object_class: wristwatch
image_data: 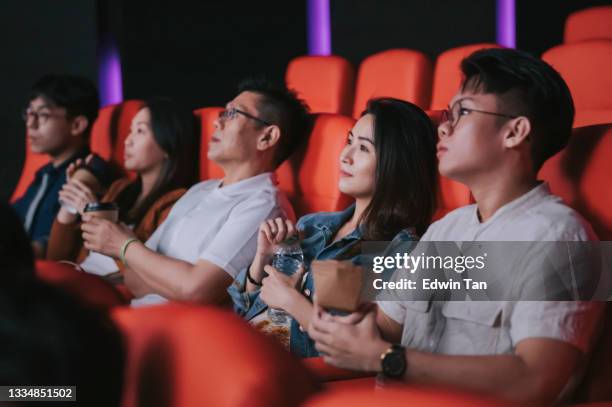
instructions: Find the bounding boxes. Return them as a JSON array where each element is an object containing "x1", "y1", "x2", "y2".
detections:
[{"x1": 381, "y1": 344, "x2": 407, "y2": 378}]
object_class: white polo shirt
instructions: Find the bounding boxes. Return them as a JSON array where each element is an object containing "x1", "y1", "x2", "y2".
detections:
[
  {"x1": 132, "y1": 172, "x2": 293, "y2": 306},
  {"x1": 379, "y1": 183, "x2": 604, "y2": 357}
]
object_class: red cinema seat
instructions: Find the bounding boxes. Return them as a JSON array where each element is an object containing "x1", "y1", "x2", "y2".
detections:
[
  {"x1": 542, "y1": 41, "x2": 612, "y2": 128},
  {"x1": 113, "y1": 304, "x2": 320, "y2": 407},
  {"x1": 10, "y1": 134, "x2": 49, "y2": 202},
  {"x1": 564, "y1": 6, "x2": 612, "y2": 44},
  {"x1": 194, "y1": 106, "x2": 224, "y2": 180},
  {"x1": 286, "y1": 55, "x2": 355, "y2": 116},
  {"x1": 35, "y1": 260, "x2": 126, "y2": 309},
  {"x1": 430, "y1": 43, "x2": 501, "y2": 110},
  {"x1": 538, "y1": 123, "x2": 612, "y2": 240},
  {"x1": 291, "y1": 113, "x2": 355, "y2": 216},
  {"x1": 353, "y1": 49, "x2": 432, "y2": 117},
  {"x1": 304, "y1": 385, "x2": 514, "y2": 407},
  {"x1": 574, "y1": 303, "x2": 612, "y2": 403}
]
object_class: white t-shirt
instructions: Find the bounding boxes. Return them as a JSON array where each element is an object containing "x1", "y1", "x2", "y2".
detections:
[
  {"x1": 379, "y1": 183, "x2": 603, "y2": 356},
  {"x1": 131, "y1": 172, "x2": 293, "y2": 306}
]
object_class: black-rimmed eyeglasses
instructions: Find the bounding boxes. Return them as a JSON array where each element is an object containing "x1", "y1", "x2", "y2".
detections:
[
  {"x1": 441, "y1": 102, "x2": 518, "y2": 129},
  {"x1": 218, "y1": 107, "x2": 272, "y2": 126}
]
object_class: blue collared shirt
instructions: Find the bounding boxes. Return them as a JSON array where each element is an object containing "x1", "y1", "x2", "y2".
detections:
[
  {"x1": 228, "y1": 204, "x2": 418, "y2": 358},
  {"x1": 12, "y1": 148, "x2": 114, "y2": 250}
]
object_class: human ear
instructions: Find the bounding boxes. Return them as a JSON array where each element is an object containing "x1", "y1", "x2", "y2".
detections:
[
  {"x1": 70, "y1": 115, "x2": 89, "y2": 138},
  {"x1": 257, "y1": 125, "x2": 281, "y2": 151},
  {"x1": 503, "y1": 116, "x2": 531, "y2": 148}
]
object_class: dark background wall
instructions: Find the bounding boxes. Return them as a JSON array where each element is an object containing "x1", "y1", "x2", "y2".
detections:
[
  {"x1": 2, "y1": 0, "x2": 611, "y2": 201},
  {"x1": 331, "y1": 0, "x2": 497, "y2": 64},
  {"x1": 118, "y1": 0, "x2": 307, "y2": 109},
  {"x1": 0, "y1": 1, "x2": 97, "y2": 202}
]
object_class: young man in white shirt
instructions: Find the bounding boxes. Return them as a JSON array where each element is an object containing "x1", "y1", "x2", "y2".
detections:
[
  {"x1": 308, "y1": 48, "x2": 604, "y2": 404},
  {"x1": 81, "y1": 79, "x2": 311, "y2": 306}
]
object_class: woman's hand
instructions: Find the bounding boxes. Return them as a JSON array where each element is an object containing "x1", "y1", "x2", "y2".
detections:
[
  {"x1": 65, "y1": 154, "x2": 94, "y2": 179},
  {"x1": 247, "y1": 218, "x2": 298, "y2": 287},
  {"x1": 81, "y1": 215, "x2": 135, "y2": 258},
  {"x1": 259, "y1": 264, "x2": 304, "y2": 311},
  {"x1": 57, "y1": 179, "x2": 98, "y2": 221},
  {"x1": 256, "y1": 217, "x2": 298, "y2": 257}
]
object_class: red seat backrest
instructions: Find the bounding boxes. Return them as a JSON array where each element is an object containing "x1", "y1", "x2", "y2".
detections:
[
  {"x1": 10, "y1": 135, "x2": 49, "y2": 202},
  {"x1": 539, "y1": 123, "x2": 612, "y2": 240},
  {"x1": 353, "y1": 49, "x2": 432, "y2": 117},
  {"x1": 286, "y1": 55, "x2": 355, "y2": 116},
  {"x1": 564, "y1": 6, "x2": 612, "y2": 43},
  {"x1": 194, "y1": 107, "x2": 224, "y2": 181},
  {"x1": 542, "y1": 41, "x2": 612, "y2": 113},
  {"x1": 35, "y1": 260, "x2": 126, "y2": 309},
  {"x1": 353, "y1": 49, "x2": 431, "y2": 118},
  {"x1": 291, "y1": 113, "x2": 355, "y2": 216},
  {"x1": 430, "y1": 43, "x2": 501, "y2": 110},
  {"x1": 113, "y1": 304, "x2": 320, "y2": 407}
]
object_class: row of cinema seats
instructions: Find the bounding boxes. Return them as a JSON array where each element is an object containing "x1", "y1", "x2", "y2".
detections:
[
  {"x1": 32, "y1": 120, "x2": 612, "y2": 406},
  {"x1": 287, "y1": 40, "x2": 612, "y2": 127},
  {"x1": 286, "y1": 6, "x2": 612, "y2": 127}
]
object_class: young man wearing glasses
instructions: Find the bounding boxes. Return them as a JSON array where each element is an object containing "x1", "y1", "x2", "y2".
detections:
[
  {"x1": 308, "y1": 49, "x2": 604, "y2": 404},
  {"x1": 81, "y1": 78, "x2": 311, "y2": 306},
  {"x1": 13, "y1": 74, "x2": 113, "y2": 258}
]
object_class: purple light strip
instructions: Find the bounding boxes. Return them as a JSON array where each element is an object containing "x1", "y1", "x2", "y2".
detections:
[
  {"x1": 307, "y1": 0, "x2": 331, "y2": 55},
  {"x1": 98, "y1": 38, "x2": 123, "y2": 106},
  {"x1": 496, "y1": 0, "x2": 516, "y2": 48}
]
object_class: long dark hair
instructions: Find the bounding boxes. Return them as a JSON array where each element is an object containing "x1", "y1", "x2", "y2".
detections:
[
  {"x1": 359, "y1": 98, "x2": 438, "y2": 239},
  {"x1": 115, "y1": 97, "x2": 197, "y2": 225}
]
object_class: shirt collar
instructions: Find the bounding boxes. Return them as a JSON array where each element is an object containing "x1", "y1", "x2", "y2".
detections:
[
  {"x1": 312, "y1": 203, "x2": 363, "y2": 240},
  {"x1": 474, "y1": 182, "x2": 551, "y2": 226},
  {"x1": 215, "y1": 172, "x2": 276, "y2": 198}
]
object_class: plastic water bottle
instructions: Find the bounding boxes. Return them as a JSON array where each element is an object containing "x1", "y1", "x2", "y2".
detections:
[{"x1": 267, "y1": 236, "x2": 304, "y2": 325}]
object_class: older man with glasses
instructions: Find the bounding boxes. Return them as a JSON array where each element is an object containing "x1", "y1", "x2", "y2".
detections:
[{"x1": 81, "y1": 78, "x2": 312, "y2": 306}]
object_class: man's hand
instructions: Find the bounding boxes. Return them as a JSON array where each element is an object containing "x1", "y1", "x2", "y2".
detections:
[
  {"x1": 260, "y1": 264, "x2": 304, "y2": 311},
  {"x1": 309, "y1": 304, "x2": 390, "y2": 372},
  {"x1": 81, "y1": 215, "x2": 135, "y2": 258}
]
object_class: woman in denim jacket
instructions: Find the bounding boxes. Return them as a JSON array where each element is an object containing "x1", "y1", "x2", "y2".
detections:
[{"x1": 228, "y1": 98, "x2": 438, "y2": 357}]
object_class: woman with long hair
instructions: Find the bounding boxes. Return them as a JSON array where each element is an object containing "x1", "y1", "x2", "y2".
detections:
[
  {"x1": 229, "y1": 98, "x2": 438, "y2": 357},
  {"x1": 47, "y1": 97, "x2": 197, "y2": 276}
]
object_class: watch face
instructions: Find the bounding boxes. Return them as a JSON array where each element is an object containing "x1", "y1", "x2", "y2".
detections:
[{"x1": 383, "y1": 349, "x2": 406, "y2": 377}]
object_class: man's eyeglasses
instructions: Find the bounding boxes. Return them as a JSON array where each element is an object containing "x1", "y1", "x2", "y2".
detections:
[
  {"x1": 441, "y1": 102, "x2": 518, "y2": 129},
  {"x1": 22, "y1": 108, "x2": 67, "y2": 126},
  {"x1": 218, "y1": 107, "x2": 272, "y2": 126}
]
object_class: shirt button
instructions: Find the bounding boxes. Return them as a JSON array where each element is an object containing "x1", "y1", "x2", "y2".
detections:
[
  {"x1": 304, "y1": 288, "x2": 311, "y2": 296},
  {"x1": 299, "y1": 325, "x2": 306, "y2": 332}
]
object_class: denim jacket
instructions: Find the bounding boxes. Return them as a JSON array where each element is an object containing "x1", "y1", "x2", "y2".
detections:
[{"x1": 228, "y1": 204, "x2": 418, "y2": 358}]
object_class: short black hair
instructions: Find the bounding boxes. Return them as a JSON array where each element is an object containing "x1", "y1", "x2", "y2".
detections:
[
  {"x1": 0, "y1": 280, "x2": 124, "y2": 406},
  {"x1": 238, "y1": 78, "x2": 312, "y2": 168},
  {"x1": 29, "y1": 74, "x2": 100, "y2": 139},
  {"x1": 460, "y1": 48, "x2": 575, "y2": 171}
]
